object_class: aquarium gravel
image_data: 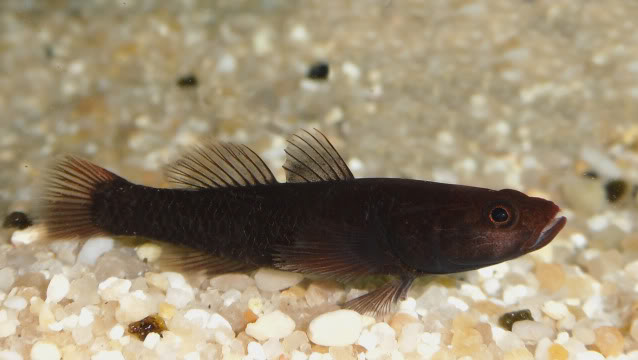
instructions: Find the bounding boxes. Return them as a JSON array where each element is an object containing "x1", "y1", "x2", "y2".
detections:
[{"x1": 2, "y1": 1, "x2": 638, "y2": 359}]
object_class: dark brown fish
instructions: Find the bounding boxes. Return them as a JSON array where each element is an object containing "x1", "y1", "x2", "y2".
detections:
[{"x1": 40, "y1": 129, "x2": 566, "y2": 314}]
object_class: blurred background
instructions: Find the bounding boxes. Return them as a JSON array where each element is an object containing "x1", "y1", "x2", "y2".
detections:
[{"x1": 1, "y1": 0, "x2": 637, "y2": 243}]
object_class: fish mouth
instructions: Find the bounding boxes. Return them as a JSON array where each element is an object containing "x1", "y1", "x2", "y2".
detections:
[{"x1": 528, "y1": 215, "x2": 567, "y2": 251}]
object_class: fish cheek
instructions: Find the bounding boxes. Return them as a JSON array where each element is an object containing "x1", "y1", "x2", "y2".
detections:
[{"x1": 389, "y1": 220, "x2": 443, "y2": 274}]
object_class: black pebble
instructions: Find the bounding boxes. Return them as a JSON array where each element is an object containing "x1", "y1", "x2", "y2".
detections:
[
  {"x1": 498, "y1": 309, "x2": 533, "y2": 331},
  {"x1": 605, "y1": 179, "x2": 628, "y2": 202},
  {"x1": 307, "y1": 62, "x2": 329, "y2": 80},
  {"x1": 3, "y1": 211, "x2": 33, "y2": 230},
  {"x1": 177, "y1": 74, "x2": 198, "y2": 88},
  {"x1": 582, "y1": 170, "x2": 598, "y2": 179}
]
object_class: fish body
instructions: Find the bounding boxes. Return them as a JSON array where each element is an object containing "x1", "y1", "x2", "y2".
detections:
[{"x1": 41, "y1": 130, "x2": 566, "y2": 314}]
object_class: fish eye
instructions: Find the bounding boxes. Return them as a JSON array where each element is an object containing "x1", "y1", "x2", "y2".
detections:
[{"x1": 489, "y1": 206, "x2": 510, "y2": 224}]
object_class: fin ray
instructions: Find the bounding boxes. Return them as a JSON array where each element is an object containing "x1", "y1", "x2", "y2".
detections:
[
  {"x1": 156, "y1": 243, "x2": 255, "y2": 275},
  {"x1": 166, "y1": 142, "x2": 277, "y2": 189},
  {"x1": 41, "y1": 156, "x2": 120, "y2": 239},
  {"x1": 283, "y1": 129, "x2": 354, "y2": 183},
  {"x1": 273, "y1": 218, "x2": 386, "y2": 283},
  {"x1": 344, "y1": 277, "x2": 414, "y2": 316}
]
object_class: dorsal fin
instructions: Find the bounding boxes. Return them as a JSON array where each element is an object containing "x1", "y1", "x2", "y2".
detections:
[
  {"x1": 166, "y1": 142, "x2": 277, "y2": 189},
  {"x1": 283, "y1": 129, "x2": 354, "y2": 183}
]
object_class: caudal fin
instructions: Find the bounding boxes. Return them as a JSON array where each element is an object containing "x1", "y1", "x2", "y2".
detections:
[{"x1": 41, "y1": 156, "x2": 121, "y2": 239}]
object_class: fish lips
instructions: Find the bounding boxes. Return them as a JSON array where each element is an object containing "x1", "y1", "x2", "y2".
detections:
[{"x1": 527, "y1": 214, "x2": 567, "y2": 252}]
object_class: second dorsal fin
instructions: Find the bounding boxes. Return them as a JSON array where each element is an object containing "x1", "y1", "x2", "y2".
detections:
[
  {"x1": 166, "y1": 142, "x2": 277, "y2": 189},
  {"x1": 283, "y1": 129, "x2": 354, "y2": 183}
]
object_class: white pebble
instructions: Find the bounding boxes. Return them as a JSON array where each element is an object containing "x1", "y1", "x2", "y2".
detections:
[
  {"x1": 0, "y1": 350, "x2": 23, "y2": 360},
  {"x1": 289, "y1": 24, "x2": 309, "y2": 42},
  {"x1": 98, "y1": 277, "x2": 131, "y2": 301},
  {"x1": 31, "y1": 341, "x2": 61, "y2": 360},
  {"x1": 291, "y1": 350, "x2": 308, "y2": 360},
  {"x1": 77, "y1": 237, "x2": 114, "y2": 265},
  {"x1": 78, "y1": 307, "x2": 94, "y2": 327},
  {"x1": 357, "y1": 329, "x2": 378, "y2": 351},
  {"x1": 246, "y1": 310, "x2": 296, "y2": 341},
  {"x1": 165, "y1": 287, "x2": 194, "y2": 308},
  {"x1": 447, "y1": 296, "x2": 469, "y2": 311},
  {"x1": 492, "y1": 327, "x2": 525, "y2": 352},
  {"x1": 512, "y1": 320, "x2": 555, "y2": 342},
  {"x1": 342, "y1": 62, "x2": 361, "y2": 80},
  {"x1": 207, "y1": 313, "x2": 232, "y2": 330},
  {"x1": 143, "y1": 332, "x2": 161, "y2": 349},
  {"x1": 135, "y1": 243, "x2": 162, "y2": 262},
  {"x1": 184, "y1": 309, "x2": 211, "y2": 328},
  {"x1": 184, "y1": 352, "x2": 200, "y2": 360},
  {"x1": 587, "y1": 215, "x2": 609, "y2": 232},
  {"x1": 3, "y1": 296, "x2": 27, "y2": 311},
  {"x1": 216, "y1": 53, "x2": 237, "y2": 73},
  {"x1": 574, "y1": 351, "x2": 605, "y2": 360},
  {"x1": 162, "y1": 272, "x2": 187, "y2": 289},
  {"x1": 0, "y1": 268, "x2": 16, "y2": 291},
  {"x1": 91, "y1": 351, "x2": 126, "y2": 360},
  {"x1": 0, "y1": 318, "x2": 18, "y2": 337},
  {"x1": 10, "y1": 227, "x2": 42, "y2": 245},
  {"x1": 247, "y1": 341, "x2": 267, "y2": 360},
  {"x1": 221, "y1": 289, "x2": 241, "y2": 307},
  {"x1": 108, "y1": 324, "x2": 125, "y2": 340},
  {"x1": 46, "y1": 274, "x2": 70, "y2": 303},
  {"x1": 503, "y1": 284, "x2": 532, "y2": 305},
  {"x1": 542, "y1": 300, "x2": 570, "y2": 320},
  {"x1": 254, "y1": 268, "x2": 304, "y2": 292},
  {"x1": 308, "y1": 310, "x2": 362, "y2": 346},
  {"x1": 183, "y1": 352, "x2": 200, "y2": 360}
]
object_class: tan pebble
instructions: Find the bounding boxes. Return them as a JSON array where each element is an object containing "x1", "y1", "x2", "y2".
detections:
[
  {"x1": 39, "y1": 303, "x2": 55, "y2": 330},
  {"x1": 432, "y1": 349, "x2": 455, "y2": 360},
  {"x1": 329, "y1": 345, "x2": 357, "y2": 360},
  {"x1": 475, "y1": 322, "x2": 493, "y2": 344},
  {"x1": 504, "y1": 348, "x2": 534, "y2": 360},
  {"x1": 244, "y1": 309, "x2": 258, "y2": 324},
  {"x1": 548, "y1": 343, "x2": 569, "y2": 360},
  {"x1": 389, "y1": 312, "x2": 419, "y2": 333},
  {"x1": 622, "y1": 234, "x2": 638, "y2": 252},
  {"x1": 278, "y1": 355, "x2": 288, "y2": 360},
  {"x1": 594, "y1": 326, "x2": 624, "y2": 357},
  {"x1": 434, "y1": 276, "x2": 456, "y2": 288},
  {"x1": 284, "y1": 285, "x2": 306, "y2": 298},
  {"x1": 452, "y1": 312, "x2": 478, "y2": 331},
  {"x1": 565, "y1": 275, "x2": 594, "y2": 299},
  {"x1": 158, "y1": 302, "x2": 176, "y2": 319},
  {"x1": 535, "y1": 262, "x2": 565, "y2": 293},
  {"x1": 145, "y1": 272, "x2": 169, "y2": 291},
  {"x1": 311, "y1": 344, "x2": 330, "y2": 353},
  {"x1": 474, "y1": 301, "x2": 505, "y2": 316},
  {"x1": 352, "y1": 344, "x2": 366, "y2": 354},
  {"x1": 631, "y1": 318, "x2": 638, "y2": 341},
  {"x1": 451, "y1": 327, "x2": 483, "y2": 357}
]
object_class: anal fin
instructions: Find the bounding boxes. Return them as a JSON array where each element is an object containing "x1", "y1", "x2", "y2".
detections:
[
  {"x1": 156, "y1": 243, "x2": 255, "y2": 275},
  {"x1": 344, "y1": 276, "x2": 415, "y2": 316}
]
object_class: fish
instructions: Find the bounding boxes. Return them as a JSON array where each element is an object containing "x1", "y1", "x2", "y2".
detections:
[{"x1": 40, "y1": 129, "x2": 566, "y2": 315}]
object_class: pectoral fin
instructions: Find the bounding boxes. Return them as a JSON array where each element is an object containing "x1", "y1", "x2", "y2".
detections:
[{"x1": 344, "y1": 276, "x2": 415, "y2": 316}]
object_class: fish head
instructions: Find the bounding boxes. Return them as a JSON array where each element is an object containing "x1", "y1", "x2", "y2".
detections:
[{"x1": 391, "y1": 187, "x2": 566, "y2": 274}]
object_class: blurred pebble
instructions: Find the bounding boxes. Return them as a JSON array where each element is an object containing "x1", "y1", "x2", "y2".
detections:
[
  {"x1": 2, "y1": 211, "x2": 32, "y2": 229},
  {"x1": 604, "y1": 179, "x2": 628, "y2": 203},
  {"x1": 176, "y1": 74, "x2": 198, "y2": 88},
  {"x1": 594, "y1": 326, "x2": 623, "y2": 357},
  {"x1": 10, "y1": 226, "x2": 42, "y2": 245},
  {"x1": 560, "y1": 177, "x2": 605, "y2": 213},
  {"x1": 135, "y1": 243, "x2": 162, "y2": 262},
  {"x1": 31, "y1": 341, "x2": 61, "y2": 360},
  {"x1": 210, "y1": 273, "x2": 255, "y2": 292},
  {"x1": 307, "y1": 62, "x2": 329, "y2": 80}
]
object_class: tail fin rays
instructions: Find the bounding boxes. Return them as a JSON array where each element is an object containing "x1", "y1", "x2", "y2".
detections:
[{"x1": 41, "y1": 156, "x2": 119, "y2": 239}]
